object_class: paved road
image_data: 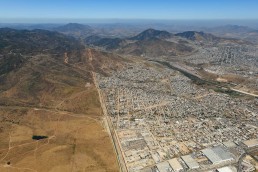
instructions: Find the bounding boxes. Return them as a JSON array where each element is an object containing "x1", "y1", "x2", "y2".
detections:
[
  {"x1": 237, "y1": 152, "x2": 246, "y2": 172},
  {"x1": 231, "y1": 88, "x2": 258, "y2": 98}
]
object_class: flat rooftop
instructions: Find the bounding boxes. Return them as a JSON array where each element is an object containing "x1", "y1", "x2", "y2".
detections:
[
  {"x1": 156, "y1": 161, "x2": 172, "y2": 172},
  {"x1": 243, "y1": 139, "x2": 258, "y2": 148},
  {"x1": 168, "y1": 158, "x2": 183, "y2": 171},
  {"x1": 202, "y1": 146, "x2": 234, "y2": 164},
  {"x1": 217, "y1": 166, "x2": 237, "y2": 172},
  {"x1": 181, "y1": 155, "x2": 199, "y2": 169}
]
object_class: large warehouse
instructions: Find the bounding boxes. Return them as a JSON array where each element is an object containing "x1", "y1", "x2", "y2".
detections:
[
  {"x1": 156, "y1": 161, "x2": 172, "y2": 172},
  {"x1": 243, "y1": 139, "x2": 258, "y2": 148},
  {"x1": 202, "y1": 146, "x2": 234, "y2": 164},
  {"x1": 181, "y1": 155, "x2": 199, "y2": 169},
  {"x1": 168, "y1": 158, "x2": 184, "y2": 172},
  {"x1": 216, "y1": 166, "x2": 237, "y2": 172}
]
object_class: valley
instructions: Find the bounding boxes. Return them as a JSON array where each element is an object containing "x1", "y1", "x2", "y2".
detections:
[
  {"x1": 0, "y1": 23, "x2": 257, "y2": 172},
  {"x1": 96, "y1": 57, "x2": 257, "y2": 172},
  {"x1": 83, "y1": 27, "x2": 258, "y2": 171}
]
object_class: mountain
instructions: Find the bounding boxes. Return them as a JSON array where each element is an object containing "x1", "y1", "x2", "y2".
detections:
[
  {"x1": 175, "y1": 31, "x2": 219, "y2": 42},
  {"x1": 54, "y1": 23, "x2": 94, "y2": 38},
  {"x1": 120, "y1": 29, "x2": 194, "y2": 57},
  {"x1": 0, "y1": 28, "x2": 126, "y2": 105},
  {"x1": 0, "y1": 28, "x2": 121, "y2": 171},
  {"x1": 202, "y1": 25, "x2": 258, "y2": 44},
  {"x1": 0, "y1": 28, "x2": 83, "y2": 56},
  {"x1": 118, "y1": 38, "x2": 193, "y2": 56},
  {"x1": 0, "y1": 23, "x2": 61, "y2": 30},
  {"x1": 207, "y1": 25, "x2": 255, "y2": 34},
  {"x1": 84, "y1": 29, "x2": 194, "y2": 57},
  {"x1": 130, "y1": 28, "x2": 172, "y2": 40},
  {"x1": 0, "y1": 28, "x2": 87, "y2": 106},
  {"x1": 83, "y1": 48, "x2": 127, "y2": 75},
  {"x1": 55, "y1": 23, "x2": 92, "y2": 32},
  {"x1": 175, "y1": 30, "x2": 251, "y2": 45},
  {"x1": 85, "y1": 35, "x2": 126, "y2": 50}
]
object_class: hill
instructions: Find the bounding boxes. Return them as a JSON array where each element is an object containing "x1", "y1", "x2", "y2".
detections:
[
  {"x1": 0, "y1": 28, "x2": 119, "y2": 172},
  {"x1": 130, "y1": 28, "x2": 172, "y2": 40},
  {"x1": 0, "y1": 28, "x2": 83, "y2": 56},
  {"x1": 175, "y1": 30, "x2": 251, "y2": 45},
  {"x1": 118, "y1": 38, "x2": 193, "y2": 56},
  {"x1": 206, "y1": 25, "x2": 255, "y2": 34},
  {"x1": 54, "y1": 23, "x2": 94, "y2": 38},
  {"x1": 175, "y1": 31, "x2": 219, "y2": 42},
  {"x1": 85, "y1": 28, "x2": 194, "y2": 57},
  {"x1": 205, "y1": 25, "x2": 258, "y2": 44},
  {"x1": 85, "y1": 35, "x2": 126, "y2": 50}
]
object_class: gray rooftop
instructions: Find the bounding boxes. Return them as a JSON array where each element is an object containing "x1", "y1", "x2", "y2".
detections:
[
  {"x1": 202, "y1": 146, "x2": 234, "y2": 164},
  {"x1": 156, "y1": 161, "x2": 172, "y2": 172},
  {"x1": 181, "y1": 155, "x2": 199, "y2": 169}
]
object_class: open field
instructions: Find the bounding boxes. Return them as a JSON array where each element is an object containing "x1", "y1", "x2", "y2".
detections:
[{"x1": 0, "y1": 83, "x2": 119, "y2": 172}]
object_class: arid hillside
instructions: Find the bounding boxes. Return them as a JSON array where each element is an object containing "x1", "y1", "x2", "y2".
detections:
[
  {"x1": 84, "y1": 28, "x2": 195, "y2": 57},
  {"x1": 0, "y1": 28, "x2": 120, "y2": 172}
]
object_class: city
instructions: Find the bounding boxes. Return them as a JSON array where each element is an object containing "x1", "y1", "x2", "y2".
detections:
[
  {"x1": 95, "y1": 52, "x2": 258, "y2": 171},
  {"x1": 0, "y1": 1, "x2": 258, "y2": 171}
]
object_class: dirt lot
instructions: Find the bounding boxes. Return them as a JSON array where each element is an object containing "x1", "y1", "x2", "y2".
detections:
[{"x1": 0, "y1": 88, "x2": 119, "y2": 172}]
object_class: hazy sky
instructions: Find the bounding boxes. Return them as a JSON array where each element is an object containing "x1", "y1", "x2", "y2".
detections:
[{"x1": 0, "y1": 0, "x2": 257, "y2": 21}]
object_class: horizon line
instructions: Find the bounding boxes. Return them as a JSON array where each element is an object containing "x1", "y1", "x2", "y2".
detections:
[{"x1": 1, "y1": 18, "x2": 258, "y2": 24}]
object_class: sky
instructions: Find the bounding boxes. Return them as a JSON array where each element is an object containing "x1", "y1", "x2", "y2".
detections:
[{"x1": 0, "y1": 0, "x2": 258, "y2": 22}]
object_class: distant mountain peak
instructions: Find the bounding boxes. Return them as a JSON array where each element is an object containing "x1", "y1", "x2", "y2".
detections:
[
  {"x1": 211, "y1": 24, "x2": 255, "y2": 33},
  {"x1": 55, "y1": 23, "x2": 92, "y2": 31},
  {"x1": 130, "y1": 28, "x2": 172, "y2": 41},
  {"x1": 175, "y1": 31, "x2": 218, "y2": 42},
  {"x1": 53, "y1": 23, "x2": 93, "y2": 38},
  {"x1": 84, "y1": 35, "x2": 125, "y2": 50}
]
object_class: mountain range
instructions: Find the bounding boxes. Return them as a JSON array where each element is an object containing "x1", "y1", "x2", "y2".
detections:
[
  {"x1": 83, "y1": 28, "x2": 250, "y2": 57},
  {"x1": 0, "y1": 28, "x2": 83, "y2": 55},
  {"x1": 0, "y1": 28, "x2": 125, "y2": 107}
]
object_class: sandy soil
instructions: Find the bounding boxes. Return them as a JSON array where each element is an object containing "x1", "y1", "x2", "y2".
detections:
[{"x1": 0, "y1": 88, "x2": 119, "y2": 172}]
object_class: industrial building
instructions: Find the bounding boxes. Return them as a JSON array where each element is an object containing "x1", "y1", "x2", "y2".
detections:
[
  {"x1": 223, "y1": 141, "x2": 237, "y2": 148},
  {"x1": 216, "y1": 166, "x2": 237, "y2": 172},
  {"x1": 168, "y1": 158, "x2": 184, "y2": 172},
  {"x1": 202, "y1": 146, "x2": 234, "y2": 165},
  {"x1": 181, "y1": 155, "x2": 199, "y2": 169},
  {"x1": 243, "y1": 139, "x2": 258, "y2": 148},
  {"x1": 156, "y1": 161, "x2": 172, "y2": 172}
]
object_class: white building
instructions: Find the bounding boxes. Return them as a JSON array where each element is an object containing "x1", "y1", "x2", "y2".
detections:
[{"x1": 168, "y1": 158, "x2": 183, "y2": 172}]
